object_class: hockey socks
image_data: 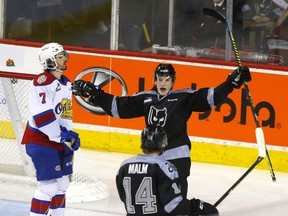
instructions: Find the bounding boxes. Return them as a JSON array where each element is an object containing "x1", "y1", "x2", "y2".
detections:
[
  {"x1": 49, "y1": 194, "x2": 66, "y2": 216},
  {"x1": 30, "y1": 190, "x2": 66, "y2": 216}
]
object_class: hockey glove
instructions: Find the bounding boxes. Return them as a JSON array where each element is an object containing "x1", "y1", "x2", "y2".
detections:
[
  {"x1": 191, "y1": 198, "x2": 219, "y2": 216},
  {"x1": 227, "y1": 66, "x2": 251, "y2": 89},
  {"x1": 60, "y1": 126, "x2": 80, "y2": 151},
  {"x1": 72, "y1": 80, "x2": 103, "y2": 99}
]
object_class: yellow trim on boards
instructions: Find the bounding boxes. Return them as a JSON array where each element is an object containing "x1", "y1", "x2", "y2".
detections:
[
  {"x1": 76, "y1": 129, "x2": 288, "y2": 173},
  {"x1": 1, "y1": 120, "x2": 286, "y2": 173}
]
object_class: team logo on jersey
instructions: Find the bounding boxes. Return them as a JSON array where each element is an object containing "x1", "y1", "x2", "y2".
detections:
[
  {"x1": 171, "y1": 182, "x2": 181, "y2": 194},
  {"x1": 144, "y1": 97, "x2": 152, "y2": 103},
  {"x1": 37, "y1": 75, "x2": 47, "y2": 84},
  {"x1": 165, "y1": 162, "x2": 177, "y2": 173},
  {"x1": 55, "y1": 98, "x2": 73, "y2": 120},
  {"x1": 148, "y1": 106, "x2": 167, "y2": 127},
  {"x1": 66, "y1": 161, "x2": 73, "y2": 166}
]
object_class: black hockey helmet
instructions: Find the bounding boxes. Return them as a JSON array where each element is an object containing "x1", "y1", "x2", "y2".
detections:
[
  {"x1": 141, "y1": 125, "x2": 168, "y2": 152},
  {"x1": 154, "y1": 63, "x2": 176, "y2": 82}
]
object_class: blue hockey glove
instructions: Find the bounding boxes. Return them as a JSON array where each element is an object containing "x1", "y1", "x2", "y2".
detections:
[
  {"x1": 60, "y1": 126, "x2": 80, "y2": 151},
  {"x1": 227, "y1": 66, "x2": 251, "y2": 88},
  {"x1": 69, "y1": 137, "x2": 80, "y2": 151}
]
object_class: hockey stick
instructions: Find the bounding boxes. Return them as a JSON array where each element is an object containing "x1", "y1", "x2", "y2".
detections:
[
  {"x1": 214, "y1": 159, "x2": 263, "y2": 207},
  {"x1": 202, "y1": 8, "x2": 276, "y2": 182},
  {"x1": 214, "y1": 127, "x2": 266, "y2": 207},
  {"x1": 214, "y1": 159, "x2": 264, "y2": 207}
]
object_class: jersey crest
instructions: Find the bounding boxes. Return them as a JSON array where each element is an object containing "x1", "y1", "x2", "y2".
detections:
[
  {"x1": 148, "y1": 106, "x2": 167, "y2": 127},
  {"x1": 55, "y1": 98, "x2": 73, "y2": 120}
]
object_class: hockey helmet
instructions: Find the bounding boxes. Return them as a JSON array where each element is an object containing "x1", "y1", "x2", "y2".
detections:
[
  {"x1": 154, "y1": 63, "x2": 176, "y2": 82},
  {"x1": 141, "y1": 126, "x2": 168, "y2": 152},
  {"x1": 38, "y1": 42, "x2": 69, "y2": 69}
]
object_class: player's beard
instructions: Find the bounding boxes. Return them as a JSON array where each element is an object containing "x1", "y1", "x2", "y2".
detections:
[{"x1": 59, "y1": 64, "x2": 67, "y2": 72}]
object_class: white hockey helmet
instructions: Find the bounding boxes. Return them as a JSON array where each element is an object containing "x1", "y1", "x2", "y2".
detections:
[{"x1": 38, "y1": 42, "x2": 69, "y2": 69}]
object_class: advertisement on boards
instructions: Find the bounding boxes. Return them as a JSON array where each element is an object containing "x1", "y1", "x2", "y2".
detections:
[
  {"x1": 66, "y1": 52, "x2": 288, "y2": 148},
  {"x1": 1, "y1": 41, "x2": 287, "y2": 171}
]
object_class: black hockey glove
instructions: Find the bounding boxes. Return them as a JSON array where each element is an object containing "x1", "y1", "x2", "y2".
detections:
[
  {"x1": 72, "y1": 80, "x2": 103, "y2": 99},
  {"x1": 191, "y1": 198, "x2": 219, "y2": 216},
  {"x1": 227, "y1": 66, "x2": 252, "y2": 88}
]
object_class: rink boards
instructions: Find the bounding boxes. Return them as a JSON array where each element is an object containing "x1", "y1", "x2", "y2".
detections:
[{"x1": 1, "y1": 40, "x2": 287, "y2": 173}]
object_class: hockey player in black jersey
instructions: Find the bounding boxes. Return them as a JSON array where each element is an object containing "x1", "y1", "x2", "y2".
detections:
[
  {"x1": 116, "y1": 125, "x2": 219, "y2": 215},
  {"x1": 72, "y1": 63, "x2": 251, "y2": 198}
]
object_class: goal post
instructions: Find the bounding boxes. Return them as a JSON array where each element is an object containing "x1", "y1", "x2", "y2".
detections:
[
  {"x1": 0, "y1": 70, "x2": 109, "y2": 203},
  {"x1": 1, "y1": 77, "x2": 35, "y2": 177}
]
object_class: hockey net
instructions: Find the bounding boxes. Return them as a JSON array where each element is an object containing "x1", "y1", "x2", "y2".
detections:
[{"x1": 0, "y1": 71, "x2": 109, "y2": 203}]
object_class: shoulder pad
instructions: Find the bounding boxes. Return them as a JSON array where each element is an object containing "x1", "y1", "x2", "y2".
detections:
[
  {"x1": 172, "y1": 88, "x2": 196, "y2": 94},
  {"x1": 134, "y1": 90, "x2": 157, "y2": 96},
  {"x1": 33, "y1": 72, "x2": 56, "y2": 86}
]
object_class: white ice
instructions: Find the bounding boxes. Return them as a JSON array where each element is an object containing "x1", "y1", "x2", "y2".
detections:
[{"x1": 0, "y1": 149, "x2": 287, "y2": 216}]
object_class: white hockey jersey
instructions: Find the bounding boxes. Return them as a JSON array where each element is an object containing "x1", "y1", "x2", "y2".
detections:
[{"x1": 22, "y1": 71, "x2": 73, "y2": 150}]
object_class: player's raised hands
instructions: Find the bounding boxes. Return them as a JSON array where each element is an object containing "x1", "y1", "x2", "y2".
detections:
[
  {"x1": 72, "y1": 80, "x2": 103, "y2": 99},
  {"x1": 72, "y1": 80, "x2": 92, "y2": 97},
  {"x1": 227, "y1": 66, "x2": 252, "y2": 88}
]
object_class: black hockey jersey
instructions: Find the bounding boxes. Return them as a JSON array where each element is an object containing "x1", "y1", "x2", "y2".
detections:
[
  {"x1": 94, "y1": 81, "x2": 233, "y2": 154},
  {"x1": 116, "y1": 154, "x2": 193, "y2": 215}
]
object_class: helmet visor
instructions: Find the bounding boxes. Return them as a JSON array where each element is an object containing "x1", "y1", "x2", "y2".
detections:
[
  {"x1": 56, "y1": 50, "x2": 69, "y2": 59},
  {"x1": 155, "y1": 74, "x2": 172, "y2": 82}
]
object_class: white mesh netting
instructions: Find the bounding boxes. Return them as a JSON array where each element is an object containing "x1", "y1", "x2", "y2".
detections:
[{"x1": 0, "y1": 75, "x2": 109, "y2": 203}]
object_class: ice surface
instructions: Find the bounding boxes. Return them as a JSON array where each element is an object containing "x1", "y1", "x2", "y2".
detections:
[{"x1": 0, "y1": 149, "x2": 287, "y2": 216}]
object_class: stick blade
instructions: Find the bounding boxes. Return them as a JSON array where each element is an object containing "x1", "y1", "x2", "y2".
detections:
[
  {"x1": 202, "y1": 8, "x2": 226, "y2": 24},
  {"x1": 255, "y1": 127, "x2": 266, "y2": 158}
]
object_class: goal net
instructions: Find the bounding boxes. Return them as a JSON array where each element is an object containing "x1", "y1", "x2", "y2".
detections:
[{"x1": 0, "y1": 71, "x2": 109, "y2": 203}]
